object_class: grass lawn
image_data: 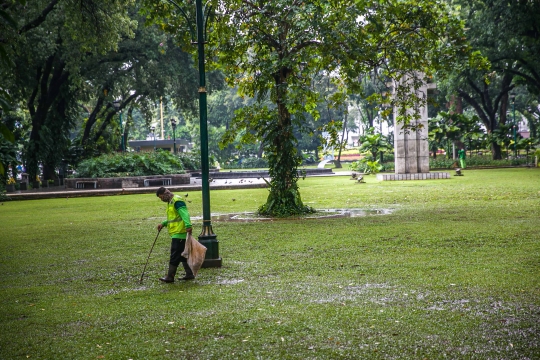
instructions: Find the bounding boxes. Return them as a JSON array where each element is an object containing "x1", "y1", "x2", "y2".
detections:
[{"x1": 1, "y1": 168, "x2": 539, "y2": 359}]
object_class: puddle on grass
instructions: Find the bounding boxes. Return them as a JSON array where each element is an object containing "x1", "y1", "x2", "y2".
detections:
[
  {"x1": 215, "y1": 279, "x2": 245, "y2": 285},
  {"x1": 191, "y1": 208, "x2": 394, "y2": 222}
]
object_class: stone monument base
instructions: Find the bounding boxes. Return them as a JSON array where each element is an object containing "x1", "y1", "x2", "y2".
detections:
[{"x1": 376, "y1": 172, "x2": 450, "y2": 181}]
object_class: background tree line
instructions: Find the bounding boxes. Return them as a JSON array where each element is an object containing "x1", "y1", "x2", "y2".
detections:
[{"x1": 1, "y1": 0, "x2": 539, "y2": 215}]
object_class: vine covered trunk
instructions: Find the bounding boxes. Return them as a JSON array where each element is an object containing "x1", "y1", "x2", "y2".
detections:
[{"x1": 258, "y1": 69, "x2": 313, "y2": 217}]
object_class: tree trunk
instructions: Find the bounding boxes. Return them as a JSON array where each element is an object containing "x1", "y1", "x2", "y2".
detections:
[
  {"x1": 491, "y1": 142, "x2": 502, "y2": 160},
  {"x1": 42, "y1": 164, "x2": 57, "y2": 181},
  {"x1": 257, "y1": 142, "x2": 264, "y2": 158},
  {"x1": 334, "y1": 117, "x2": 347, "y2": 169},
  {"x1": 259, "y1": 66, "x2": 310, "y2": 216},
  {"x1": 25, "y1": 53, "x2": 69, "y2": 180}
]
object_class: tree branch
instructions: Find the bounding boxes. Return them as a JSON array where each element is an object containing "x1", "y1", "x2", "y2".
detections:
[
  {"x1": 457, "y1": 89, "x2": 491, "y2": 131},
  {"x1": 92, "y1": 93, "x2": 140, "y2": 143},
  {"x1": 27, "y1": 66, "x2": 43, "y2": 117},
  {"x1": 18, "y1": 0, "x2": 60, "y2": 34},
  {"x1": 81, "y1": 95, "x2": 106, "y2": 146}
]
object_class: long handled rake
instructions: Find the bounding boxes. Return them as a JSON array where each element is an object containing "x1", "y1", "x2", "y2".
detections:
[{"x1": 139, "y1": 228, "x2": 162, "y2": 284}]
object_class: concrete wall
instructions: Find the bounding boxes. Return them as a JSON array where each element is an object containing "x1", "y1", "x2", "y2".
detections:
[{"x1": 65, "y1": 174, "x2": 190, "y2": 189}]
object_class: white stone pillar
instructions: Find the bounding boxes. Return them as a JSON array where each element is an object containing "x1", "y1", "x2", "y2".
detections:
[{"x1": 391, "y1": 74, "x2": 434, "y2": 175}]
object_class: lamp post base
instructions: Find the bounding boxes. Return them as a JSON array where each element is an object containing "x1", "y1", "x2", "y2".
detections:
[
  {"x1": 199, "y1": 224, "x2": 222, "y2": 268},
  {"x1": 201, "y1": 256, "x2": 222, "y2": 268}
]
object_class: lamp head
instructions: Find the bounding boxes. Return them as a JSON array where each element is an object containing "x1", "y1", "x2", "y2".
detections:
[{"x1": 170, "y1": 118, "x2": 177, "y2": 128}]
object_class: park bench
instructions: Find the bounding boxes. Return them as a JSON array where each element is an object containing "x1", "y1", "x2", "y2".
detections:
[
  {"x1": 75, "y1": 181, "x2": 97, "y2": 189},
  {"x1": 143, "y1": 178, "x2": 172, "y2": 187}
]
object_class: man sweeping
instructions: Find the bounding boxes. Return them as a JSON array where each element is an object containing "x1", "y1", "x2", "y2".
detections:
[{"x1": 156, "y1": 187, "x2": 194, "y2": 282}]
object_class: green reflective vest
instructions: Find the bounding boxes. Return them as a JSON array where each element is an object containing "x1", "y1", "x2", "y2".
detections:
[{"x1": 165, "y1": 195, "x2": 191, "y2": 239}]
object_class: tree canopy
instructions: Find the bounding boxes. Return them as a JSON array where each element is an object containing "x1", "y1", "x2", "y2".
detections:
[
  {"x1": 1, "y1": 0, "x2": 136, "y2": 180},
  {"x1": 0, "y1": 0, "x2": 216, "y2": 182},
  {"x1": 144, "y1": 0, "x2": 472, "y2": 216},
  {"x1": 440, "y1": 0, "x2": 540, "y2": 159}
]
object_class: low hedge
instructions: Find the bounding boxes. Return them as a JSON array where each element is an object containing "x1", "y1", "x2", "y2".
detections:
[{"x1": 72, "y1": 151, "x2": 196, "y2": 178}]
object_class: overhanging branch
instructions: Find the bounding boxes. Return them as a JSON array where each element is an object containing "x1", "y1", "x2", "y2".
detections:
[{"x1": 18, "y1": 0, "x2": 60, "y2": 34}]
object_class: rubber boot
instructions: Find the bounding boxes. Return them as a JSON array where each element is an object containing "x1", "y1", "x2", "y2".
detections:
[
  {"x1": 159, "y1": 265, "x2": 178, "y2": 283},
  {"x1": 179, "y1": 262, "x2": 195, "y2": 280}
]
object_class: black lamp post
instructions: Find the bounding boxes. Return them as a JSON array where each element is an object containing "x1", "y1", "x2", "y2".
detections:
[
  {"x1": 150, "y1": 126, "x2": 156, "y2": 151},
  {"x1": 165, "y1": 0, "x2": 221, "y2": 268},
  {"x1": 510, "y1": 93, "x2": 517, "y2": 158},
  {"x1": 113, "y1": 101, "x2": 124, "y2": 152},
  {"x1": 378, "y1": 110, "x2": 384, "y2": 164},
  {"x1": 170, "y1": 118, "x2": 177, "y2": 154}
]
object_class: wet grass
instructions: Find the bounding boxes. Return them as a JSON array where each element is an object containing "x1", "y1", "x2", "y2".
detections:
[{"x1": 0, "y1": 168, "x2": 539, "y2": 359}]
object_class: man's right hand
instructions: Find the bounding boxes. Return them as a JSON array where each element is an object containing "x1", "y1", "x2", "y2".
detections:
[{"x1": 157, "y1": 224, "x2": 164, "y2": 231}]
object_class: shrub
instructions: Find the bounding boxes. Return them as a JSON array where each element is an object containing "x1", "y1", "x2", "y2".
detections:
[
  {"x1": 176, "y1": 152, "x2": 201, "y2": 171},
  {"x1": 349, "y1": 158, "x2": 383, "y2": 174},
  {"x1": 429, "y1": 155, "x2": 529, "y2": 169},
  {"x1": 382, "y1": 153, "x2": 395, "y2": 163},
  {"x1": 381, "y1": 162, "x2": 395, "y2": 172},
  {"x1": 73, "y1": 151, "x2": 189, "y2": 178},
  {"x1": 222, "y1": 157, "x2": 268, "y2": 169},
  {"x1": 0, "y1": 189, "x2": 8, "y2": 201}
]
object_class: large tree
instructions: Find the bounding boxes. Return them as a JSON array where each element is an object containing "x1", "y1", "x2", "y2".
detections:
[
  {"x1": 1, "y1": 0, "x2": 135, "y2": 181},
  {"x1": 76, "y1": 10, "x2": 202, "y2": 157},
  {"x1": 144, "y1": 0, "x2": 470, "y2": 216},
  {"x1": 473, "y1": 0, "x2": 540, "y2": 95},
  {"x1": 441, "y1": 0, "x2": 540, "y2": 159}
]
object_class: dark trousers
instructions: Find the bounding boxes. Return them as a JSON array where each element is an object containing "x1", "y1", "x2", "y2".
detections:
[{"x1": 169, "y1": 238, "x2": 187, "y2": 266}]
